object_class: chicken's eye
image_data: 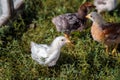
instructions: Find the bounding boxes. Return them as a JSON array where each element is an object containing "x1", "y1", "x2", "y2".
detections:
[
  {"x1": 90, "y1": 15, "x2": 93, "y2": 17},
  {"x1": 61, "y1": 39, "x2": 64, "y2": 41}
]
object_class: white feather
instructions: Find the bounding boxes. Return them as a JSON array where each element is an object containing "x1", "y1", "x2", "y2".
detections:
[
  {"x1": 31, "y1": 36, "x2": 68, "y2": 67},
  {"x1": 94, "y1": 0, "x2": 117, "y2": 13}
]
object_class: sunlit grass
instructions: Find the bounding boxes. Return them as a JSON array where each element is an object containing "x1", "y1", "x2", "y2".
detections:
[{"x1": 0, "y1": 0, "x2": 120, "y2": 79}]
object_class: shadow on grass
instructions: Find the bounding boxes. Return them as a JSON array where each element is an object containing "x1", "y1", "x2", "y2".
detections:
[
  {"x1": 36, "y1": 52, "x2": 81, "y2": 78},
  {"x1": 35, "y1": 51, "x2": 120, "y2": 79},
  {"x1": 0, "y1": 0, "x2": 42, "y2": 46}
]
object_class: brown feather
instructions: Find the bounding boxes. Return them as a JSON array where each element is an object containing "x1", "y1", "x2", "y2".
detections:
[
  {"x1": 103, "y1": 23, "x2": 120, "y2": 34},
  {"x1": 78, "y1": 2, "x2": 95, "y2": 19}
]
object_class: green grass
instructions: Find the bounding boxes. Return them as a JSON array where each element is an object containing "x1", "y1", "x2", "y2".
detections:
[{"x1": 0, "y1": 0, "x2": 120, "y2": 80}]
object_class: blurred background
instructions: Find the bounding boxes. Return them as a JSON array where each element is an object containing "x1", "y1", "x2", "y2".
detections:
[{"x1": 0, "y1": 0, "x2": 120, "y2": 79}]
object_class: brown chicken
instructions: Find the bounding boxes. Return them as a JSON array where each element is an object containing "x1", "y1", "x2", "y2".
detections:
[{"x1": 86, "y1": 12, "x2": 120, "y2": 56}]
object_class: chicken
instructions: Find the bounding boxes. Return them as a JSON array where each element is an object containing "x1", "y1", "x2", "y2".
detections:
[
  {"x1": 86, "y1": 12, "x2": 120, "y2": 56},
  {"x1": 94, "y1": 0, "x2": 117, "y2": 13},
  {"x1": 31, "y1": 36, "x2": 71, "y2": 66},
  {"x1": 52, "y1": 2, "x2": 95, "y2": 39}
]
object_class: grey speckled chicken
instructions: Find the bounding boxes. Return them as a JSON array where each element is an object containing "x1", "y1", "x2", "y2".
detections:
[
  {"x1": 52, "y1": 2, "x2": 95, "y2": 39},
  {"x1": 94, "y1": 0, "x2": 117, "y2": 13}
]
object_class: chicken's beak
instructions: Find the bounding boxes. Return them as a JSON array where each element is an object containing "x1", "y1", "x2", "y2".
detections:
[
  {"x1": 66, "y1": 39, "x2": 74, "y2": 46},
  {"x1": 64, "y1": 34, "x2": 74, "y2": 46},
  {"x1": 86, "y1": 14, "x2": 91, "y2": 19},
  {"x1": 64, "y1": 33, "x2": 69, "y2": 40},
  {"x1": 66, "y1": 39, "x2": 71, "y2": 43}
]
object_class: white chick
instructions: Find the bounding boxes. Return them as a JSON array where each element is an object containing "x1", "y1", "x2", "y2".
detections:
[
  {"x1": 31, "y1": 36, "x2": 71, "y2": 67},
  {"x1": 94, "y1": 0, "x2": 117, "y2": 13}
]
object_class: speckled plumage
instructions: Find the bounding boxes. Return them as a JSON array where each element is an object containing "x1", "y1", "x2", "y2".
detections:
[
  {"x1": 52, "y1": 13, "x2": 85, "y2": 33},
  {"x1": 52, "y1": 2, "x2": 95, "y2": 36}
]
